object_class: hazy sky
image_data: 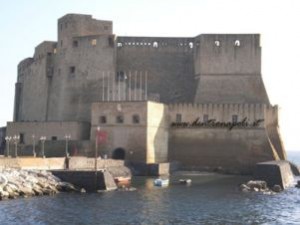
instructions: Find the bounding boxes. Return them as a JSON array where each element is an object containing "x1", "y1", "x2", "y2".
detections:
[{"x1": 0, "y1": 0, "x2": 299, "y2": 150}]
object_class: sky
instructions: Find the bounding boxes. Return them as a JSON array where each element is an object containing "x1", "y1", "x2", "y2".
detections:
[{"x1": 0, "y1": 0, "x2": 299, "y2": 151}]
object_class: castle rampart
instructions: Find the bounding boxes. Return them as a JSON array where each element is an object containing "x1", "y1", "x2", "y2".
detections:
[{"x1": 7, "y1": 14, "x2": 286, "y2": 174}]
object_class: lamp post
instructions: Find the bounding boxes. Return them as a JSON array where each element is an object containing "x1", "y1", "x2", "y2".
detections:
[
  {"x1": 5, "y1": 136, "x2": 12, "y2": 157},
  {"x1": 95, "y1": 126, "x2": 100, "y2": 171},
  {"x1": 65, "y1": 135, "x2": 71, "y2": 157},
  {"x1": 13, "y1": 135, "x2": 20, "y2": 158},
  {"x1": 32, "y1": 134, "x2": 36, "y2": 157},
  {"x1": 40, "y1": 136, "x2": 46, "y2": 158}
]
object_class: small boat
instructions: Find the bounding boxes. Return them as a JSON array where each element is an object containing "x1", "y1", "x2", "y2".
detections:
[
  {"x1": 179, "y1": 179, "x2": 192, "y2": 185},
  {"x1": 114, "y1": 176, "x2": 131, "y2": 183},
  {"x1": 154, "y1": 178, "x2": 169, "y2": 187}
]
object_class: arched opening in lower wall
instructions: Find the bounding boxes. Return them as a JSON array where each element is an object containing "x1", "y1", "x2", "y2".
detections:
[{"x1": 112, "y1": 148, "x2": 126, "y2": 160}]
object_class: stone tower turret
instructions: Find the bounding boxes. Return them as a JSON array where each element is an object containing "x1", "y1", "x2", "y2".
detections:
[{"x1": 193, "y1": 34, "x2": 270, "y2": 104}]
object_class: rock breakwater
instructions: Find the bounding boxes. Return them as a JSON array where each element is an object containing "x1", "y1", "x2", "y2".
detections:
[{"x1": 0, "y1": 168, "x2": 83, "y2": 200}]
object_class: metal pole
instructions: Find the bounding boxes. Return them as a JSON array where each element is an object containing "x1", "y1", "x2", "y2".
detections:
[
  {"x1": 145, "y1": 71, "x2": 148, "y2": 100},
  {"x1": 107, "y1": 71, "x2": 110, "y2": 101},
  {"x1": 129, "y1": 71, "x2": 131, "y2": 101},
  {"x1": 134, "y1": 71, "x2": 137, "y2": 101},
  {"x1": 118, "y1": 74, "x2": 120, "y2": 101},
  {"x1": 7, "y1": 141, "x2": 9, "y2": 157},
  {"x1": 102, "y1": 72, "x2": 105, "y2": 101},
  {"x1": 5, "y1": 138, "x2": 10, "y2": 157},
  {"x1": 42, "y1": 141, "x2": 45, "y2": 158},
  {"x1": 15, "y1": 141, "x2": 17, "y2": 158},
  {"x1": 32, "y1": 135, "x2": 36, "y2": 157},
  {"x1": 112, "y1": 73, "x2": 115, "y2": 101},
  {"x1": 65, "y1": 139, "x2": 68, "y2": 157},
  {"x1": 140, "y1": 71, "x2": 143, "y2": 100}
]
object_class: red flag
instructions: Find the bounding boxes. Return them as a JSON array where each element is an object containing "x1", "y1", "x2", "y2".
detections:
[{"x1": 96, "y1": 131, "x2": 107, "y2": 144}]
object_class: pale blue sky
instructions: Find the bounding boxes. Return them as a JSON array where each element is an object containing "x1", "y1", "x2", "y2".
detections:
[{"x1": 1, "y1": 0, "x2": 300, "y2": 150}]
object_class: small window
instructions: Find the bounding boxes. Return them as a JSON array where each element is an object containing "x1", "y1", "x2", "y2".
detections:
[
  {"x1": 215, "y1": 40, "x2": 220, "y2": 46},
  {"x1": 117, "y1": 43, "x2": 123, "y2": 47},
  {"x1": 189, "y1": 42, "x2": 194, "y2": 49},
  {"x1": 232, "y1": 115, "x2": 238, "y2": 123},
  {"x1": 19, "y1": 133, "x2": 24, "y2": 144},
  {"x1": 234, "y1": 40, "x2": 240, "y2": 47},
  {"x1": 91, "y1": 39, "x2": 97, "y2": 46},
  {"x1": 53, "y1": 48, "x2": 57, "y2": 54},
  {"x1": 176, "y1": 114, "x2": 182, "y2": 123},
  {"x1": 70, "y1": 66, "x2": 76, "y2": 74},
  {"x1": 203, "y1": 114, "x2": 209, "y2": 123},
  {"x1": 47, "y1": 52, "x2": 52, "y2": 56},
  {"x1": 73, "y1": 40, "x2": 78, "y2": 47},
  {"x1": 116, "y1": 115, "x2": 124, "y2": 124},
  {"x1": 116, "y1": 71, "x2": 127, "y2": 81},
  {"x1": 60, "y1": 40, "x2": 63, "y2": 47},
  {"x1": 153, "y1": 42, "x2": 158, "y2": 48},
  {"x1": 99, "y1": 116, "x2": 107, "y2": 124},
  {"x1": 132, "y1": 115, "x2": 140, "y2": 124},
  {"x1": 60, "y1": 24, "x2": 63, "y2": 31},
  {"x1": 104, "y1": 25, "x2": 109, "y2": 30},
  {"x1": 51, "y1": 136, "x2": 58, "y2": 141}
]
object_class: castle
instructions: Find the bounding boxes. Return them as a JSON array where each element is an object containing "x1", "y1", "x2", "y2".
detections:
[{"x1": 6, "y1": 14, "x2": 286, "y2": 174}]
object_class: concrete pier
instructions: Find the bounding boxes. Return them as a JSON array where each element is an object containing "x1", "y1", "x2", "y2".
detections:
[
  {"x1": 254, "y1": 160, "x2": 294, "y2": 189},
  {"x1": 52, "y1": 170, "x2": 117, "y2": 192}
]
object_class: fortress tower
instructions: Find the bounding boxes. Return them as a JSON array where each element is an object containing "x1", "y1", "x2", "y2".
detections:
[
  {"x1": 8, "y1": 14, "x2": 286, "y2": 174},
  {"x1": 194, "y1": 34, "x2": 270, "y2": 104}
]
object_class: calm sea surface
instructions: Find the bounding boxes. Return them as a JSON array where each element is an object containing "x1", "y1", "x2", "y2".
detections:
[{"x1": 0, "y1": 152, "x2": 299, "y2": 225}]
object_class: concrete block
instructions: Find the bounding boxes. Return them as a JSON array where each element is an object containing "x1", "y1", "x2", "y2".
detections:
[{"x1": 254, "y1": 160, "x2": 294, "y2": 189}]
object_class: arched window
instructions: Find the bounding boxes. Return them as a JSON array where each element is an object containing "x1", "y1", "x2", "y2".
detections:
[
  {"x1": 234, "y1": 40, "x2": 240, "y2": 47},
  {"x1": 215, "y1": 40, "x2": 220, "y2": 47},
  {"x1": 153, "y1": 42, "x2": 158, "y2": 48}
]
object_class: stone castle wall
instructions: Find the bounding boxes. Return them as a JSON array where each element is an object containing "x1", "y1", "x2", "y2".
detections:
[
  {"x1": 8, "y1": 14, "x2": 286, "y2": 174},
  {"x1": 168, "y1": 103, "x2": 284, "y2": 173}
]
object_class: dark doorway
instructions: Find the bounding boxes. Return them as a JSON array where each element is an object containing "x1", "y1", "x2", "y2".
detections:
[{"x1": 112, "y1": 148, "x2": 126, "y2": 160}]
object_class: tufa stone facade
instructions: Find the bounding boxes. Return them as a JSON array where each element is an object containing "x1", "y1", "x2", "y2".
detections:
[{"x1": 6, "y1": 14, "x2": 286, "y2": 174}]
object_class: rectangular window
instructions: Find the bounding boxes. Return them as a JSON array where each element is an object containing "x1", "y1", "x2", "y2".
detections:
[
  {"x1": 70, "y1": 66, "x2": 75, "y2": 74},
  {"x1": 116, "y1": 115, "x2": 124, "y2": 124},
  {"x1": 53, "y1": 48, "x2": 57, "y2": 54},
  {"x1": 91, "y1": 39, "x2": 97, "y2": 46},
  {"x1": 60, "y1": 40, "x2": 63, "y2": 47},
  {"x1": 132, "y1": 115, "x2": 140, "y2": 124},
  {"x1": 232, "y1": 115, "x2": 238, "y2": 123},
  {"x1": 73, "y1": 40, "x2": 78, "y2": 47},
  {"x1": 19, "y1": 133, "x2": 24, "y2": 144},
  {"x1": 99, "y1": 116, "x2": 107, "y2": 124},
  {"x1": 176, "y1": 114, "x2": 182, "y2": 123},
  {"x1": 203, "y1": 114, "x2": 209, "y2": 123},
  {"x1": 51, "y1": 136, "x2": 57, "y2": 141}
]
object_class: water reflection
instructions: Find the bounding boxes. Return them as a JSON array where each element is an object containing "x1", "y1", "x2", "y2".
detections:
[{"x1": 0, "y1": 173, "x2": 299, "y2": 225}]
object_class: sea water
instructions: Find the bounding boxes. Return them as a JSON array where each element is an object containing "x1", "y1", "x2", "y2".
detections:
[{"x1": 0, "y1": 152, "x2": 299, "y2": 225}]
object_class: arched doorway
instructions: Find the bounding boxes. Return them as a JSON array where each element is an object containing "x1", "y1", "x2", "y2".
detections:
[{"x1": 112, "y1": 148, "x2": 126, "y2": 160}]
